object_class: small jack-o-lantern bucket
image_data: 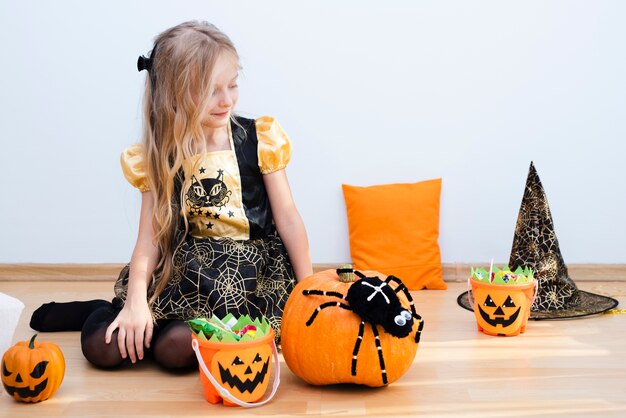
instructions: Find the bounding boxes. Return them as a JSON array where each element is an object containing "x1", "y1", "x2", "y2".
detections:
[
  {"x1": 191, "y1": 328, "x2": 279, "y2": 407},
  {"x1": 469, "y1": 278, "x2": 537, "y2": 337}
]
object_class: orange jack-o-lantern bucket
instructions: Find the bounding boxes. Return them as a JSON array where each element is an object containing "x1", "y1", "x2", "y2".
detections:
[
  {"x1": 469, "y1": 278, "x2": 537, "y2": 336},
  {"x1": 191, "y1": 328, "x2": 279, "y2": 407}
]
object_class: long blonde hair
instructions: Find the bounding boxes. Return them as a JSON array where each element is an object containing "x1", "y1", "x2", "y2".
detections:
[{"x1": 140, "y1": 21, "x2": 239, "y2": 303}]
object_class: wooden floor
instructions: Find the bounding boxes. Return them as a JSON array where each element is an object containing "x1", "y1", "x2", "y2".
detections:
[{"x1": 1, "y1": 279, "x2": 625, "y2": 417}]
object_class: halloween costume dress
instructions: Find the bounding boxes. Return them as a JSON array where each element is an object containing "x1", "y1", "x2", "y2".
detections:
[{"x1": 114, "y1": 116, "x2": 296, "y2": 334}]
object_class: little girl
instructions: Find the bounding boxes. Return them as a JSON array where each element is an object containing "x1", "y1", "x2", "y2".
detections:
[{"x1": 31, "y1": 21, "x2": 312, "y2": 369}]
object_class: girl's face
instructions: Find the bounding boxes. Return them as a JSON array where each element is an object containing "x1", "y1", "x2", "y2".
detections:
[{"x1": 202, "y1": 52, "x2": 239, "y2": 131}]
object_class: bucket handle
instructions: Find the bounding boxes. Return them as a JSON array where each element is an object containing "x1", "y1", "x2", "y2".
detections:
[
  {"x1": 531, "y1": 279, "x2": 539, "y2": 306},
  {"x1": 191, "y1": 338, "x2": 281, "y2": 408}
]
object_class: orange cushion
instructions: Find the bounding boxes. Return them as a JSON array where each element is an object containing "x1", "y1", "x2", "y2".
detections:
[{"x1": 342, "y1": 178, "x2": 446, "y2": 290}]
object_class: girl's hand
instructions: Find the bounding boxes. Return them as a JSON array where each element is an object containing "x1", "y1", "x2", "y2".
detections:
[{"x1": 105, "y1": 300, "x2": 154, "y2": 363}]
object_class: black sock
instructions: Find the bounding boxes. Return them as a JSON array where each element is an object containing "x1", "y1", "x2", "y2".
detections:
[{"x1": 30, "y1": 300, "x2": 112, "y2": 332}]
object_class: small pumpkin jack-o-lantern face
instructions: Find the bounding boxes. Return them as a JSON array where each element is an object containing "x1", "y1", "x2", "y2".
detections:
[
  {"x1": 1, "y1": 335, "x2": 65, "y2": 402},
  {"x1": 211, "y1": 344, "x2": 272, "y2": 400},
  {"x1": 2, "y1": 358, "x2": 50, "y2": 398}
]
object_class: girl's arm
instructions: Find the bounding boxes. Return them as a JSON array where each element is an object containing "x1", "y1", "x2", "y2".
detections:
[
  {"x1": 105, "y1": 191, "x2": 159, "y2": 363},
  {"x1": 263, "y1": 169, "x2": 313, "y2": 282}
]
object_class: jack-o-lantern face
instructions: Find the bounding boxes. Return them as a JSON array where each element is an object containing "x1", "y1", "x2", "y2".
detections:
[
  {"x1": 211, "y1": 344, "x2": 272, "y2": 400},
  {"x1": 472, "y1": 283, "x2": 534, "y2": 336},
  {"x1": 477, "y1": 294, "x2": 521, "y2": 328},
  {"x1": 2, "y1": 359, "x2": 49, "y2": 399}
]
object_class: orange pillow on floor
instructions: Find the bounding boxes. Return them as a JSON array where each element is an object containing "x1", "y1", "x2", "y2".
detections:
[{"x1": 342, "y1": 178, "x2": 446, "y2": 290}]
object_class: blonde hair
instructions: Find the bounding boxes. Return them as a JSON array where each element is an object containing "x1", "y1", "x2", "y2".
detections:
[{"x1": 140, "y1": 21, "x2": 239, "y2": 303}]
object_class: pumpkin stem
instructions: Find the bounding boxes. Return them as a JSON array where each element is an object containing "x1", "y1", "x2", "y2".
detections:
[
  {"x1": 337, "y1": 264, "x2": 355, "y2": 283},
  {"x1": 29, "y1": 334, "x2": 38, "y2": 349}
]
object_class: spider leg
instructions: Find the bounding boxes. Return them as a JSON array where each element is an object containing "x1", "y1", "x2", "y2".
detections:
[
  {"x1": 386, "y1": 275, "x2": 424, "y2": 343},
  {"x1": 370, "y1": 323, "x2": 388, "y2": 385},
  {"x1": 351, "y1": 321, "x2": 366, "y2": 377},
  {"x1": 386, "y1": 274, "x2": 406, "y2": 289},
  {"x1": 302, "y1": 289, "x2": 346, "y2": 299},
  {"x1": 305, "y1": 301, "x2": 352, "y2": 326},
  {"x1": 387, "y1": 275, "x2": 417, "y2": 316},
  {"x1": 413, "y1": 314, "x2": 424, "y2": 343}
]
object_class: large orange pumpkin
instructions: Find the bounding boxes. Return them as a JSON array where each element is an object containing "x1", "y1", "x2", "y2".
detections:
[
  {"x1": 281, "y1": 268, "x2": 422, "y2": 387},
  {"x1": 1, "y1": 334, "x2": 65, "y2": 402}
]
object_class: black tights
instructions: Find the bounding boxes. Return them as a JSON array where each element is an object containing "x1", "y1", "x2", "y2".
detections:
[{"x1": 80, "y1": 303, "x2": 196, "y2": 370}]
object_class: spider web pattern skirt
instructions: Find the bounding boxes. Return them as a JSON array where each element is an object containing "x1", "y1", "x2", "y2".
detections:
[{"x1": 114, "y1": 229, "x2": 296, "y2": 339}]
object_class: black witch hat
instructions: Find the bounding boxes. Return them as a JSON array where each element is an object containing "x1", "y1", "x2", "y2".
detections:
[{"x1": 458, "y1": 162, "x2": 618, "y2": 319}]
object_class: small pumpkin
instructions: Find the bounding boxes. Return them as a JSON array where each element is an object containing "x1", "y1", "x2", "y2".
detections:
[
  {"x1": 281, "y1": 268, "x2": 422, "y2": 387},
  {"x1": 1, "y1": 334, "x2": 65, "y2": 402}
]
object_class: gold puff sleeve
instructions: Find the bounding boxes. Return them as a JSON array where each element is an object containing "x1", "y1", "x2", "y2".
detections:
[
  {"x1": 120, "y1": 144, "x2": 149, "y2": 192},
  {"x1": 256, "y1": 116, "x2": 292, "y2": 174}
]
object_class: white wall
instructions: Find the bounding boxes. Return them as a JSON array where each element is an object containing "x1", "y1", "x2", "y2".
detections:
[{"x1": 1, "y1": 1, "x2": 625, "y2": 264}]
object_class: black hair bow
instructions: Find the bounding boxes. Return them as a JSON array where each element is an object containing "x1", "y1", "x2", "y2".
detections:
[{"x1": 137, "y1": 55, "x2": 153, "y2": 72}]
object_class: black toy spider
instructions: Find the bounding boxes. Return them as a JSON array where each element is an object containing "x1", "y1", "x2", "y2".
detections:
[{"x1": 302, "y1": 268, "x2": 424, "y2": 385}]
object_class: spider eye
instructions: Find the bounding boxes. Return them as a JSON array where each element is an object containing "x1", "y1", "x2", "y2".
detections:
[
  {"x1": 394, "y1": 315, "x2": 407, "y2": 326},
  {"x1": 401, "y1": 310, "x2": 412, "y2": 320}
]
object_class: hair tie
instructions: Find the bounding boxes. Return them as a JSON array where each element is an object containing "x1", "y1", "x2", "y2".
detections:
[{"x1": 137, "y1": 55, "x2": 153, "y2": 72}]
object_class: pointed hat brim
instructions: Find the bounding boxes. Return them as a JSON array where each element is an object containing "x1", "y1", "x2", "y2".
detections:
[{"x1": 456, "y1": 289, "x2": 618, "y2": 320}]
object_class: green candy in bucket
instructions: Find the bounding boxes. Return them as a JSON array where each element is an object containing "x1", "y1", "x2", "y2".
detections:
[{"x1": 189, "y1": 314, "x2": 279, "y2": 407}]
